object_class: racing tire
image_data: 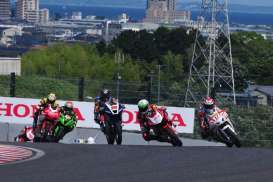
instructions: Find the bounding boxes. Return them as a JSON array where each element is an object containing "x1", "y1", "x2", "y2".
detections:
[
  {"x1": 42, "y1": 123, "x2": 50, "y2": 142},
  {"x1": 114, "y1": 121, "x2": 122, "y2": 145},
  {"x1": 166, "y1": 127, "x2": 183, "y2": 147},
  {"x1": 105, "y1": 121, "x2": 115, "y2": 145},
  {"x1": 225, "y1": 127, "x2": 241, "y2": 148},
  {"x1": 53, "y1": 126, "x2": 66, "y2": 143}
]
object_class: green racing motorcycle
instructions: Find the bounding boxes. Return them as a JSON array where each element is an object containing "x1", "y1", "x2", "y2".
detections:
[{"x1": 53, "y1": 114, "x2": 76, "y2": 142}]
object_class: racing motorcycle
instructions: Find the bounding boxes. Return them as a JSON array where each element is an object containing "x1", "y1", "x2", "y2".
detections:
[
  {"x1": 52, "y1": 114, "x2": 76, "y2": 142},
  {"x1": 146, "y1": 108, "x2": 182, "y2": 147},
  {"x1": 14, "y1": 126, "x2": 35, "y2": 142},
  {"x1": 100, "y1": 99, "x2": 125, "y2": 145},
  {"x1": 35, "y1": 105, "x2": 61, "y2": 142},
  {"x1": 207, "y1": 109, "x2": 241, "y2": 147}
]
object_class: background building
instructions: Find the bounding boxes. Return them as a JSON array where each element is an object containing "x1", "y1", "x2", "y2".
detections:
[
  {"x1": 0, "y1": 0, "x2": 11, "y2": 20},
  {"x1": 0, "y1": 57, "x2": 21, "y2": 75},
  {"x1": 39, "y1": 8, "x2": 49, "y2": 24},
  {"x1": 144, "y1": 0, "x2": 190, "y2": 24},
  {"x1": 16, "y1": 0, "x2": 39, "y2": 23},
  {"x1": 72, "y1": 12, "x2": 82, "y2": 20}
]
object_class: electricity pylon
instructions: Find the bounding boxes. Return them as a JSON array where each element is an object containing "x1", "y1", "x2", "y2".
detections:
[{"x1": 185, "y1": 0, "x2": 236, "y2": 106}]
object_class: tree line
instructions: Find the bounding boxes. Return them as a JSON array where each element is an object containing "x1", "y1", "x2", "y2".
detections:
[{"x1": 22, "y1": 27, "x2": 273, "y2": 88}]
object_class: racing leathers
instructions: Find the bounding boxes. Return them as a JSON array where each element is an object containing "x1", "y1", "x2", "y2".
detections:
[
  {"x1": 94, "y1": 96, "x2": 118, "y2": 131},
  {"x1": 59, "y1": 106, "x2": 77, "y2": 129},
  {"x1": 137, "y1": 104, "x2": 173, "y2": 143},
  {"x1": 53, "y1": 106, "x2": 77, "y2": 141},
  {"x1": 198, "y1": 105, "x2": 221, "y2": 139}
]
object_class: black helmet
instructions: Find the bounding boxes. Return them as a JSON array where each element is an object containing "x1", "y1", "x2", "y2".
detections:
[{"x1": 100, "y1": 89, "x2": 111, "y2": 100}]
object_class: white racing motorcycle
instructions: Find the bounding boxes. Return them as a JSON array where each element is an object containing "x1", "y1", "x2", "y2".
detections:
[{"x1": 207, "y1": 109, "x2": 241, "y2": 147}]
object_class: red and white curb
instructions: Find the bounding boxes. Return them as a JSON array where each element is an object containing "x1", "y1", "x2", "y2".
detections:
[{"x1": 0, "y1": 145, "x2": 44, "y2": 165}]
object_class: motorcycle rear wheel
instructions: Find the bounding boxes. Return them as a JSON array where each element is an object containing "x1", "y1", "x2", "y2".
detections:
[{"x1": 165, "y1": 127, "x2": 182, "y2": 147}]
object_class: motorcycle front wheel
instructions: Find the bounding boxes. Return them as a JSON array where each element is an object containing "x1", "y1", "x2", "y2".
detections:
[
  {"x1": 105, "y1": 121, "x2": 115, "y2": 145},
  {"x1": 114, "y1": 121, "x2": 122, "y2": 145},
  {"x1": 53, "y1": 125, "x2": 66, "y2": 143},
  {"x1": 224, "y1": 127, "x2": 241, "y2": 148}
]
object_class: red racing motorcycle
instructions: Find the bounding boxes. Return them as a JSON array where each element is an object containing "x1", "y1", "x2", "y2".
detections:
[
  {"x1": 145, "y1": 108, "x2": 183, "y2": 147},
  {"x1": 35, "y1": 105, "x2": 61, "y2": 142}
]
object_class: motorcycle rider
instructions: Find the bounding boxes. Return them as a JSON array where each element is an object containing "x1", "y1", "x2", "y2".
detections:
[
  {"x1": 94, "y1": 89, "x2": 117, "y2": 132},
  {"x1": 33, "y1": 93, "x2": 59, "y2": 137},
  {"x1": 14, "y1": 126, "x2": 35, "y2": 142},
  {"x1": 53, "y1": 101, "x2": 77, "y2": 142},
  {"x1": 137, "y1": 99, "x2": 173, "y2": 143},
  {"x1": 197, "y1": 96, "x2": 221, "y2": 139}
]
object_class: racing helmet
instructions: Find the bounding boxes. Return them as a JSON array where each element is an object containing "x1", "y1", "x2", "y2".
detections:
[
  {"x1": 203, "y1": 96, "x2": 215, "y2": 114},
  {"x1": 138, "y1": 99, "x2": 149, "y2": 112},
  {"x1": 64, "y1": 101, "x2": 74, "y2": 111},
  {"x1": 47, "y1": 93, "x2": 56, "y2": 103},
  {"x1": 100, "y1": 89, "x2": 111, "y2": 100}
]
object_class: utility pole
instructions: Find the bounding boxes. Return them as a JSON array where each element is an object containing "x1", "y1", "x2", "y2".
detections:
[
  {"x1": 148, "y1": 71, "x2": 154, "y2": 102},
  {"x1": 157, "y1": 65, "x2": 161, "y2": 105},
  {"x1": 115, "y1": 51, "x2": 124, "y2": 100},
  {"x1": 185, "y1": 0, "x2": 236, "y2": 106}
]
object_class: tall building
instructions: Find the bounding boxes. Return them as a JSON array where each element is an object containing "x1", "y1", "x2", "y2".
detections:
[
  {"x1": 145, "y1": 0, "x2": 170, "y2": 23},
  {"x1": 16, "y1": 0, "x2": 39, "y2": 23},
  {"x1": 146, "y1": 0, "x2": 175, "y2": 11},
  {"x1": 39, "y1": 8, "x2": 49, "y2": 24},
  {"x1": 0, "y1": 0, "x2": 11, "y2": 20},
  {"x1": 144, "y1": 0, "x2": 190, "y2": 24},
  {"x1": 167, "y1": 0, "x2": 175, "y2": 11}
]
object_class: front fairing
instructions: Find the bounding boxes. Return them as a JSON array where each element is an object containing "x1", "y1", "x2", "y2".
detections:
[
  {"x1": 102, "y1": 101, "x2": 124, "y2": 116},
  {"x1": 146, "y1": 111, "x2": 164, "y2": 126},
  {"x1": 43, "y1": 106, "x2": 60, "y2": 121},
  {"x1": 59, "y1": 114, "x2": 75, "y2": 128}
]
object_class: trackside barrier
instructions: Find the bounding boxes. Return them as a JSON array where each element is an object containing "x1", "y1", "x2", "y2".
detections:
[{"x1": 0, "y1": 96, "x2": 195, "y2": 134}]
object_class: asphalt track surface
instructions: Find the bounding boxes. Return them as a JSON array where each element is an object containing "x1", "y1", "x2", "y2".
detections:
[{"x1": 1, "y1": 143, "x2": 273, "y2": 182}]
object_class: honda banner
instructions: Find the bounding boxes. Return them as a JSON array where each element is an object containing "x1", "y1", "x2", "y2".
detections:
[{"x1": 0, "y1": 97, "x2": 195, "y2": 133}]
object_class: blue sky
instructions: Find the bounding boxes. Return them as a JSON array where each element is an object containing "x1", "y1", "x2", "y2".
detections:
[
  {"x1": 39, "y1": 0, "x2": 273, "y2": 6},
  {"x1": 230, "y1": 0, "x2": 273, "y2": 6},
  {"x1": 185, "y1": 0, "x2": 273, "y2": 6},
  {"x1": 183, "y1": 0, "x2": 273, "y2": 6}
]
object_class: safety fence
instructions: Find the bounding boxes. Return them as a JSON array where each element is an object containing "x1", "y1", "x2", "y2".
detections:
[{"x1": 0, "y1": 73, "x2": 187, "y2": 106}]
